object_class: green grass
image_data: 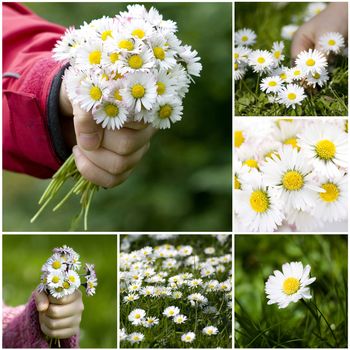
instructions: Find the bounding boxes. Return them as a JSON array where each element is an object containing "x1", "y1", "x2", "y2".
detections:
[
  {"x1": 3, "y1": 235, "x2": 117, "y2": 348},
  {"x1": 235, "y1": 2, "x2": 348, "y2": 116},
  {"x1": 120, "y1": 234, "x2": 232, "y2": 348},
  {"x1": 235, "y1": 234, "x2": 348, "y2": 348}
]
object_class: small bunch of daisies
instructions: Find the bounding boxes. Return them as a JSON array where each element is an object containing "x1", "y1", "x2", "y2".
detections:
[
  {"x1": 31, "y1": 4, "x2": 201, "y2": 230},
  {"x1": 235, "y1": 119, "x2": 348, "y2": 232},
  {"x1": 38, "y1": 245, "x2": 98, "y2": 299},
  {"x1": 119, "y1": 234, "x2": 232, "y2": 347}
]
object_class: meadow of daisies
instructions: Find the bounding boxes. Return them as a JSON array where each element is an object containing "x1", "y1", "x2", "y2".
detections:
[
  {"x1": 235, "y1": 234, "x2": 348, "y2": 348},
  {"x1": 119, "y1": 234, "x2": 232, "y2": 348},
  {"x1": 235, "y1": 2, "x2": 348, "y2": 116},
  {"x1": 234, "y1": 119, "x2": 348, "y2": 232}
]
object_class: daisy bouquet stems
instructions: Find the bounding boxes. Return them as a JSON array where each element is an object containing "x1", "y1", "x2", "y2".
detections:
[{"x1": 31, "y1": 4, "x2": 201, "y2": 230}]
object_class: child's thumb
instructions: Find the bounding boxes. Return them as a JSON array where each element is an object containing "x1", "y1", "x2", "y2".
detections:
[
  {"x1": 34, "y1": 291, "x2": 49, "y2": 312},
  {"x1": 291, "y1": 29, "x2": 315, "y2": 61}
]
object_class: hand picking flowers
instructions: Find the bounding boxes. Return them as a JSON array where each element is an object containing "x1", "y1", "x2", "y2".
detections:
[
  {"x1": 234, "y1": 119, "x2": 348, "y2": 232},
  {"x1": 31, "y1": 4, "x2": 202, "y2": 230},
  {"x1": 38, "y1": 245, "x2": 98, "y2": 299},
  {"x1": 235, "y1": 3, "x2": 348, "y2": 116},
  {"x1": 119, "y1": 234, "x2": 232, "y2": 348}
]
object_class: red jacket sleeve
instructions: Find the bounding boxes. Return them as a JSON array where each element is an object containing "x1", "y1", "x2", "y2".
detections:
[{"x1": 3, "y1": 3, "x2": 71, "y2": 178}]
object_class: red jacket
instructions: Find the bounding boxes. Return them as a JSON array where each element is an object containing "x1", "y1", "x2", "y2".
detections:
[{"x1": 3, "y1": 3, "x2": 71, "y2": 178}]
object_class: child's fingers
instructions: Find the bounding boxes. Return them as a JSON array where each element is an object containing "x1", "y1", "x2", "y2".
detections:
[
  {"x1": 73, "y1": 146, "x2": 132, "y2": 188},
  {"x1": 123, "y1": 121, "x2": 149, "y2": 130},
  {"x1": 78, "y1": 143, "x2": 150, "y2": 176},
  {"x1": 40, "y1": 313, "x2": 81, "y2": 330},
  {"x1": 291, "y1": 27, "x2": 315, "y2": 60},
  {"x1": 73, "y1": 104, "x2": 103, "y2": 151},
  {"x1": 46, "y1": 298, "x2": 84, "y2": 319},
  {"x1": 48, "y1": 290, "x2": 82, "y2": 305},
  {"x1": 40, "y1": 323, "x2": 79, "y2": 339},
  {"x1": 34, "y1": 291, "x2": 49, "y2": 312}
]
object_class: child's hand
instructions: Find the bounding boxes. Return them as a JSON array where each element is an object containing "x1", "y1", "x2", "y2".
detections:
[
  {"x1": 35, "y1": 290, "x2": 84, "y2": 339},
  {"x1": 59, "y1": 81, "x2": 156, "y2": 188},
  {"x1": 291, "y1": 2, "x2": 348, "y2": 59}
]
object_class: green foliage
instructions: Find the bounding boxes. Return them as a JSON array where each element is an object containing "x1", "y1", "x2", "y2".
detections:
[
  {"x1": 235, "y1": 235, "x2": 348, "y2": 348},
  {"x1": 235, "y1": 2, "x2": 348, "y2": 116},
  {"x1": 4, "y1": 2, "x2": 232, "y2": 232},
  {"x1": 3, "y1": 235, "x2": 117, "y2": 348}
]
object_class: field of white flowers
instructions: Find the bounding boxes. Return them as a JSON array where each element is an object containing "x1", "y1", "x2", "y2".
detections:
[{"x1": 119, "y1": 234, "x2": 232, "y2": 348}]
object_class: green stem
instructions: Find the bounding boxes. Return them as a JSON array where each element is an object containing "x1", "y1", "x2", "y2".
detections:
[{"x1": 31, "y1": 196, "x2": 54, "y2": 223}]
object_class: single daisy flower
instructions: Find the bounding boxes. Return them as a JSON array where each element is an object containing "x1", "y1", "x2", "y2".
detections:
[
  {"x1": 281, "y1": 24, "x2": 298, "y2": 40},
  {"x1": 128, "y1": 332, "x2": 144, "y2": 344},
  {"x1": 277, "y1": 83, "x2": 306, "y2": 109},
  {"x1": 202, "y1": 326, "x2": 219, "y2": 336},
  {"x1": 75, "y1": 40, "x2": 104, "y2": 68},
  {"x1": 86, "y1": 276, "x2": 98, "y2": 296},
  {"x1": 47, "y1": 271, "x2": 64, "y2": 289},
  {"x1": 77, "y1": 76, "x2": 108, "y2": 112},
  {"x1": 248, "y1": 49, "x2": 274, "y2": 73},
  {"x1": 295, "y1": 49, "x2": 327, "y2": 75},
  {"x1": 306, "y1": 67, "x2": 329, "y2": 88},
  {"x1": 150, "y1": 34, "x2": 177, "y2": 71},
  {"x1": 234, "y1": 45, "x2": 251, "y2": 64},
  {"x1": 235, "y1": 28, "x2": 256, "y2": 46},
  {"x1": 66, "y1": 270, "x2": 81, "y2": 288},
  {"x1": 163, "y1": 305, "x2": 180, "y2": 318},
  {"x1": 173, "y1": 314, "x2": 187, "y2": 324},
  {"x1": 265, "y1": 261, "x2": 316, "y2": 309},
  {"x1": 118, "y1": 48, "x2": 155, "y2": 75},
  {"x1": 181, "y1": 331, "x2": 196, "y2": 343},
  {"x1": 271, "y1": 41, "x2": 285, "y2": 65},
  {"x1": 123, "y1": 18, "x2": 154, "y2": 40},
  {"x1": 286, "y1": 66, "x2": 305, "y2": 82},
  {"x1": 93, "y1": 100, "x2": 128, "y2": 130},
  {"x1": 128, "y1": 308, "x2": 146, "y2": 325},
  {"x1": 149, "y1": 97, "x2": 183, "y2": 129},
  {"x1": 234, "y1": 62, "x2": 247, "y2": 81},
  {"x1": 178, "y1": 44, "x2": 203, "y2": 77},
  {"x1": 142, "y1": 316, "x2": 159, "y2": 328},
  {"x1": 260, "y1": 76, "x2": 283, "y2": 94},
  {"x1": 318, "y1": 32, "x2": 345, "y2": 55}
]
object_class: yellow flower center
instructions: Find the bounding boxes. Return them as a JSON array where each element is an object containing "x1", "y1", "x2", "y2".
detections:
[
  {"x1": 234, "y1": 53, "x2": 239, "y2": 59},
  {"x1": 234, "y1": 175, "x2": 241, "y2": 190},
  {"x1": 207, "y1": 329, "x2": 213, "y2": 335},
  {"x1": 274, "y1": 51, "x2": 281, "y2": 59},
  {"x1": 52, "y1": 276, "x2": 60, "y2": 283},
  {"x1": 186, "y1": 336, "x2": 191, "y2": 341},
  {"x1": 156, "y1": 82, "x2": 166, "y2": 95},
  {"x1": 88, "y1": 281, "x2": 94, "y2": 288},
  {"x1": 159, "y1": 104, "x2": 172, "y2": 119},
  {"x1": 114, "y1": 89, "x2": 122, "y2": 101},
  {"x1": 110, "y1": 52, "x2": 119, "y2": 63},
  {"x1": 101, "y1": 73, "x2": 109, "y2": 81},
  {"x1": 282, "y1": 171, "x2": 304, "y2": 191},
  {"x1": 315, "y1": 139, "x2": 336, "y2": 160},
  {"x1": 90, "y1": 86, "x2": 102, "y2": 101},
  {"x1": 283, "y1": 277, "x2": 300, "y2": 295},
  {"x1": 132, "y1": 28, "x2": 145, "y2": 39},
  {"x1": 52, "y1": 261, "x2": 61, "y2": 269},
  {"x1": 118, "y1": 39, "x2": 134, "y2": 51},
  {"x1": 284, "y1": 137, "x2": 300, "y2": 150},
  {"x1": 128, "y1": 55, "x2": 143, "y2": 69},
  {"x1": 88, "y1": 50, "x2": 101, "y2": 65},
  {"x1": 268, "y1": 81, "x2": 277, "y2": 87},
  {"x1": 104, "y1": 103, "x2": 119, "y2": 117},
  {"x1": 306, "y1": 58, "x2": 315, "y2": 66},
  {"x1": 288, "y1": 93, "x2": 297, "y2": 100},
  {"x1": 241, "y1": 35, "x2": 248, "y2": 42},
  {"x1": 328, "y1": 39, "x2": 336, "y2": 46},
  {"x1": 312, "y1": 72, "x2": 321, "y2": 79},
  {"x1": 234, "y1": 130, "x2": 245, "y2": 148},
  {"x1": 257, "y1": 57, "x2": 265, "y2": 64},
  {"x1": 69, "y1": 275, "x2": 76, "y2": 282},
  {"x1": 169, "y1": 310, "x2": 174, "y2": 315},
  {"x1": 280, "y1": 72, "x2": 287, "y2": 80},
  {"x1": 234, "y1": 63, "x2": 239, "y2": 70},
  {"x1": 294, "y1": 70, "x2": 301, "y2": 76},
  {"x1": 243, "y1": 159, "x2": 258, "y2": 169},
  {"x1": 131, "y1": 84, "x2": 145, "y2": 98},
  {"x1": 63, "y1": 281, "x2": 70, "y2": 289},
  {"x1": 250, "y1": 190, "x2": 269, "y2": 213},
  {"x1": 101, "y1": 30, "x2": 112, "y2": 41},
  {"x1": 319, "y1": 183, "x2": 339, "y2": 202},
  {"x1": 154, "y1": 47, "x2": 165, "y2": 60}
]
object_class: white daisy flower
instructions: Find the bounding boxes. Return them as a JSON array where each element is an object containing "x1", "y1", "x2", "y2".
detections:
[
  {"x1": 52, "y1": 27, "x2": 81, "y2": 61},
  {"x1": 281, "y1": 24, "x2": 298, "y2": 40},
  {"x1": 248, "y1": 50, "x2": 274, "y2": 73},
  {"x1": 123, "y1": 18, "x2": 154, "y2": 40},
  {"x1": 261, "y1": 145, "x2": 323, "y2": 211},
  {"x1": 235, "y1": 28, "x2": 256, "y2": 46},
  {"x1": 75, "y1": 40, "x2": 104, "y2": 68},
  {"x1": 44, "y1": 254, "x2": 66, "y2": 273},
  {"x1": 49, "y1": 287, "x2": 66, "y2": 299},
  {"x1": 271, "y1": 41, "x2": 285, "y2": 65},
  {"x1": 173, "y1": 314, "x2": 187, "y2": 324},
  {"x1": 142, "y1": 316, "x2": 159, "y2": 328},
  {"x1": 202, "y1": 326, "x2": 219, "y2": 336},
  {"x1": 120, "y1": 328, "x2": 128, "y2": 341},
  {"x1": 123, "y1": 293, "x2": 140, "y2": 303},
  {"x1": 121, "y1": 71, "x2": 157, "y2": 113},
  {"x1": 47, "y1": 271, "x2": 64, "y2": 289},
  {"x1": 181, "y1": 331, "x2": 196, "y2": 343},
  {"x1": 234, "y1": 46, "x2": 251, "y2": 64},
  {"x1": 234, "y1": 62, "x2": 247, "y2": 81},
  {"x1": 118, "y1": 49, "x2": 155, "y2": 75},
  {"x1": 66, "y1": 270, "x2": 81, "y2": 288},
  {"x1": 260, "y1": 76, "x2": 283, "y2": 94},
  {"x1": 86, "y1": 276, "x2": 98, "y2": 296},
  {"x1": 149, "y1": 34, "x2": 177, "y2": 71},
  {"x1": 92, "y1": 16, "x2": 115, "y2": 42},
  {"x1": 277, "y1": 83, "x2": 306, "y2": 109},
  {"x1": 154, "y1": 70, "x2": 177, "y2": 100},
  {"x1": 163, "y1": 306, "x2": 180, "y2": 318},
  {"x1": 295, "y1": 49, "x2": 327, "y2": 75},
  {"x1": 128, "y1": 308, "x2": 146, "y2": 325},
  {"x1": 149, "y1": 97, "x2": 183, "y2": 129},
  {"x1": 235, "y1": 170, "x2": 285, "y2": 232},
  {"x1": 298, "y1": 123, "x2": 348, "y2": 177},
  {"x1": 93, "y1": 100, "x2": 128, "y2": 130},
  {"x1": 286, "y1": 66, "x2": 305, "y2": 82},
  {"x1": 273, "y1": 119, "x2": 302, "y2": 150},
  {"x1": 305, "y1": 2, "x2": 327, "y2": 20},
  {"x1": 265, "y1": 261, "x2": 316, "y2": 309},
  {"x1": 128, "y1": 332, "x2": 144, "y2": 344},
  {"x1": 270, "y1": 66, "x2": 289, "y2": 82},
  {"x1": 110, "y1": 32, "x2": 140, "y2": 53},
  {"x1": 77, "y1": 76, "x2": 108, "y2": 112},
  {"x1": 306, "y1": 68, "x2": 329, "y2": 88},
  {"x1": 318, "y1": 32, "x2": 345, "y2": 55},
  {"x1": 179, "y1": 44, "x2": 203, "y2": 77}
]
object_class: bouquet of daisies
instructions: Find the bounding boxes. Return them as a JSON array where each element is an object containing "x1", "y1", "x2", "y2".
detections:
[
  {"x1": 31, "y1": 4, "x2": 202, "y2": 230},
  {"x1": 38, "y1": 245, "x2": 98, "y2": 298}
]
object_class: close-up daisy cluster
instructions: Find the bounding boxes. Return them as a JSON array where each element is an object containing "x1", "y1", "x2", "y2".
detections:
[
  {"x1": 119, "y1": 234, "x2": 232, "y2": 348},
  {"x1": 38, "y1": 245, "x2": 98, "y2": 299},
  {"x1": 234, "y1": 119, "x2": 348, "y2": 232},
  {"x1": 54, "y1": 4, "x2": 202, "y2": 130},
  {"x1": 235, "y1": 2, "x2": 348, "y2": 116}
]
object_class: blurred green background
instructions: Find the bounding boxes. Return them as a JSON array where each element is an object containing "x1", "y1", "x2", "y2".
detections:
[
  {"x1": 3, "y1": 234, "x2": 117, "y2": 348},
  {"x1": 3, "y1": 2, "x2": 232, "y2": 232},
  {"x1": 235, "y1": 234, "x2": 348, "y2": 348}
]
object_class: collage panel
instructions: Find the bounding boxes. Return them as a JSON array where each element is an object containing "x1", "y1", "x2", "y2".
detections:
[
  {"x1": 235, "y1": 234, "x2": 348, "y2": 348},
  {"x1": 119, "y1": 233, "x2": 233, "y2": 348},
  {"x1": 2, "y1": 234, "x2": 117, "y2": 348}
]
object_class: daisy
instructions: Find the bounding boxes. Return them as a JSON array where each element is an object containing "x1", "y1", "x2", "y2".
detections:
[
  {"x1": 235, "y1": 28, "x2": 256, "y2": 46},
  {"x1": 234, "y1": 62, "x2": 247, "y2": 81},
  {"x1": 121, "y1": 71, "x2": 157, "y2": 113},
  {"x1": 298, "y1": 124, "x2": 348, "y2": 177},
  {"x1": 76, "y1": 40, "x2": 104, "y2": 68},
  {"x1": 91, "y1": 16, "x2": 115, "y2": 41},
  {"x1": 128, "y1": 308, "x2": 146, "y2": 325},
  {"x1": 265, "y1": 261, "x2": 316, "y2": 309},
  {"x1": 142, "y1": 316, "x2": 159, "y2": 328},
  {"x1": 318, "y1": 32, "x2": 345, "y2": 55},
  {"x1": 173, "y1": 314, "x2": 187, "y2": 324},
  {"x1": 86, "y1": 276, "x2": 98, "y2": 296},
  {"x1": 128, "y1": 332, "x2": 144, "y2": 344},
  {"x1": 77, "y1": 76, "x2": 108, "y2": 112},
  {"x1": 50, "y1": 287, "x2": 66, "y2": 299},
  {"x1": 47, "y1": 271, "x2": 64, "y2": 289},
  {"x1": 305, "y1": 2, "x2": 327, "y2": 19},
  {"x1": 93, "y1": 100, "x2": 128, "y2": 130},
  {"x1": 273, "y1": 119, "x2": 302, "y2": 150},
  {"x1": 178, "y1": 44, "x2": 203, "y2": 77},
  {"x1": 281, "y1": 24, "x2": 298, "y2": 40},
  {"x1": 149, "y1": 97, "x2": 183, "y2": 129},
  {"x1": 123, "y1": 293, "x2": 140, "y2": 303},
  {"x1": 154, "y1": 70, "x2": 177, "y2": 100},
  {"x1": 163, "y1": 306, "x2": 180, "y2": 317},
  {"x1": 306, "y1": 68, "x2": 329, "y2": 88},
  {"x1": 123, "y1": 18, "x2": 154, "y2": 40},
  {"x1": 248, "y1": 50, "x2": 274, "y2": 73},
  {"x1": 260, "y1": 76, "x2": 283, "y2": 94},
  {"x1": 52, "y1": 27, "x2": 81, "y2": 61},
  {"x1": 118, "y1": 49, "x2": 155, "y2": 74},
  {"x1": 270, "y1": 66, "x2": 289, "y2": 82},
  {"x1": 44, "y1": 254, "x2": 66, "y2": 272},
  {"x1": 286, "y1": 66, "x2": 305, "y2": 82},
  {"x1": 150, "y1": 34, "x2": 177, "y2": 71},
  {"x1": 120, "y1": 328, "x2": 128, "y2": 341},
  {"x1": 110, "y1": 32, "x2": 140, "y2": 53},
  {"x1": 295, "y1": 49, "x2": 327, "y2": 75},
  {"x1": 271, "y1": 41, "x2": 285, "y2": 65},
  {"x1": 66, "y1": 270, "x2": 81, "y2": 288},
  {"x1": 235, "y1": 171, "x2": 285, "y2": 232},
  {"x1": 234, "y1": 45, "x2": 251, "y2": 64},
  {"x1": 61, "y1": 279, "x2": 76, "y2": 296},
  {"x1": 172, "y1": 291, "x2": 183, "y2": 299},
  {"x1": 277, "y1": 84, "x2": 306, "y2": 109},
  {"x1": 261, "y1": 145, "x2": 323, "y2": 211},
  {"x1": 202, "y1": 326, "x2": 219, "y2": 336},
  {"x1": 311, "y1": 173, "x2": 348, "y2": 223},
  {"x1": 181, "y1": 332, "x2": 196, "y2": 343}
]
